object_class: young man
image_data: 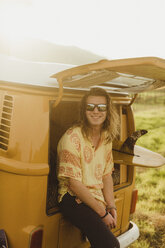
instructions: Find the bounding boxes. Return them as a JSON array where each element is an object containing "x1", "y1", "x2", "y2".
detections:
[{"x1": 57, "y1": 88, "x2": 120, "y2": 248}]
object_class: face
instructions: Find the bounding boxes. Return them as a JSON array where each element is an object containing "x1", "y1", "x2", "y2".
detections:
[{"x1": 86, "y1": 96, "x2": 107, "y2": 129}]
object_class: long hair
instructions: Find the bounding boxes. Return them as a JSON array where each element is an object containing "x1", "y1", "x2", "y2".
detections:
[{"x1": 78, "y1": 87, "x2": 120, "y2": 143}]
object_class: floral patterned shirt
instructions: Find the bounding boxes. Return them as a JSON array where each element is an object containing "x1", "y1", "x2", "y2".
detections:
[{"x1": 57, "y1": 126, "x2": 113, "y2": 205}]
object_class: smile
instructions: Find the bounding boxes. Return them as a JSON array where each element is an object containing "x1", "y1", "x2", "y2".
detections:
[{"x1": 90, "y1": 116, "x2": 102, "y2": 119}]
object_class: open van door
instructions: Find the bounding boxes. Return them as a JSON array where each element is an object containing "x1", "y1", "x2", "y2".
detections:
[{"x1": 51, "y1": 56, "x2": 165, "y2": 169}]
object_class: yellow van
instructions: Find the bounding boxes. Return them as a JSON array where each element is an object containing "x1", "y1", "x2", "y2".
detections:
[{"x1": 0, "y1": 55, "x2": 165, "y2": 248}]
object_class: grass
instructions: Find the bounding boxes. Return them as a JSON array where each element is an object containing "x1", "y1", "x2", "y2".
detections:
[
  {"x1": 129, "y1": 93, "x2": 165, "y2": 248},
  {"x1": 133, "y1": 107, "x2": 165, "y2": 156},
  {"x1": 129, "y1": 167, "x2": 165, "y2": 248}
]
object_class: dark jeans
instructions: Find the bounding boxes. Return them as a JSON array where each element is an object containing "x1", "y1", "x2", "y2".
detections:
[{"x1": 59, "y1": 193, "x2": 120, "y2": 248}]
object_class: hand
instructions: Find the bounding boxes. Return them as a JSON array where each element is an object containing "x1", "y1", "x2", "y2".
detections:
[
  {"x1": 102, "y1": 212, "x2": 116, "y2": 229},
  {"x1": 109, "y1": 208, "x2": 117, "y2": 228}
]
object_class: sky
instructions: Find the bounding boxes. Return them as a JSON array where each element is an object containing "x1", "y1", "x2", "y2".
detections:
[{"x1": 0, "y1": 0, "x2": 165, "y2": 60}]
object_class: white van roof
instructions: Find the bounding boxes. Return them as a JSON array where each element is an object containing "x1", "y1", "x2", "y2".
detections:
[{"x1": 0, "y1": 54, "x2": 73, "y2": 88}]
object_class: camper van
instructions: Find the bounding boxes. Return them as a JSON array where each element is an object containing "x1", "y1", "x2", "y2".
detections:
[{"x1": 0, "y1": 55, "x2": 165, "y2": 248}]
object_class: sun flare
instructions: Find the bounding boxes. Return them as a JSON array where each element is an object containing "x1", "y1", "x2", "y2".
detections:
[{"x1": 1, "y1": 1, "x2": 36, "y2": 43}]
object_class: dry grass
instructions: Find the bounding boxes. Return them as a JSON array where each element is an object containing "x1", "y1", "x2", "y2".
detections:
[
  {"x1": 129, "y1": 166, "x2": 165, "y2": 248},
  {"x1": 130, "y1": 210, "x2": 165, "y2": 248}
]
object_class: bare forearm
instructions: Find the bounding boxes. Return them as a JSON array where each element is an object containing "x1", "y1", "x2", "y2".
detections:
[
  {"x1": 102, "y1": 174, "x2": 116, "y2": 207},
  {"x1": 102, "y1": 174, "x2": 117, "y2": 228},
  {"x1": 69, "y1": 178, "x2": 106, "y2": 217}
]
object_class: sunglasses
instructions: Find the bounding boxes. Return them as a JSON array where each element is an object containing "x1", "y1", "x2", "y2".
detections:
[{"x1": 86, "y1": 103, "x2": 107, "y2": 112}]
